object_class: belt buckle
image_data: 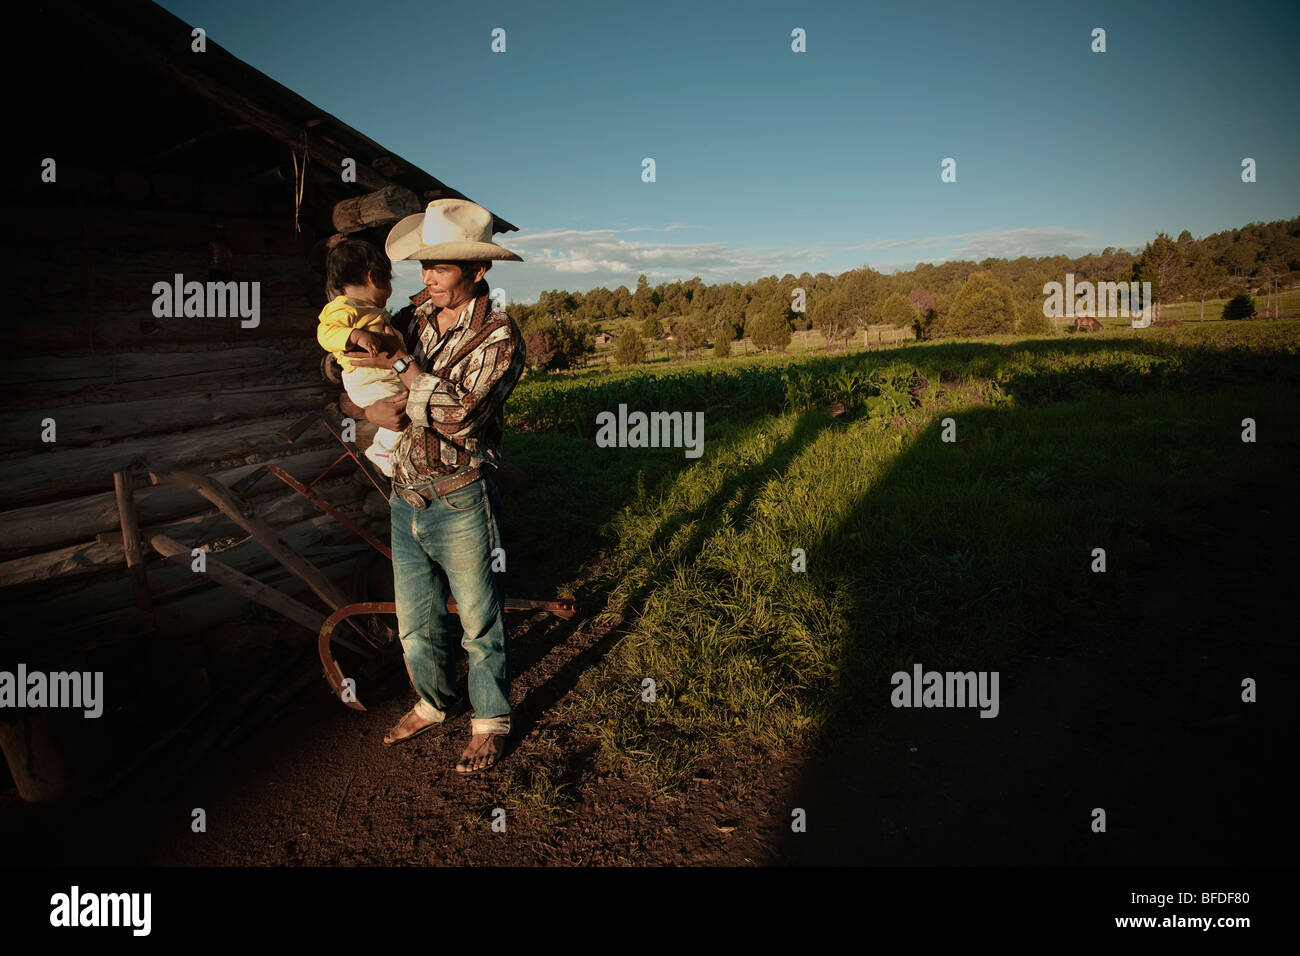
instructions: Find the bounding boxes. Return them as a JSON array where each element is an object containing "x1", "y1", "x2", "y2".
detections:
[{"x1": 397, "y1": 485, "x2": 429, "y2": 510}]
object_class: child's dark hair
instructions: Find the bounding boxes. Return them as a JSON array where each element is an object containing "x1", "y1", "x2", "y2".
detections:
[{"x1": 326, "y1": 239, "x2": 392, "y2": 298}]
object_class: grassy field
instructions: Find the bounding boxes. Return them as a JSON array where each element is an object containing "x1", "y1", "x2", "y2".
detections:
[
  {"x1": 497, "y1": 319, "x2": 1300, "y2": 811},
  {"x1": 1156, "y1": 287, "x2": 1300, "y2": 322}
]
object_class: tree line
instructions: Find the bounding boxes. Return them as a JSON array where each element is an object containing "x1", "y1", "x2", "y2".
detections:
[{"x1": 508, "y1": 215, "x2": 1300, "y2": 369}]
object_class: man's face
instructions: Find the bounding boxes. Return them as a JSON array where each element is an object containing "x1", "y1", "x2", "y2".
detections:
[{"x1": 419, "y1": 261, "x2": 480, "y2": 308}]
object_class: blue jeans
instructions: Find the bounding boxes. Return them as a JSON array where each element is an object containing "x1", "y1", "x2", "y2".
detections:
[{"x1": 389, "y1": 472, "x2": 511, "y2": 736}]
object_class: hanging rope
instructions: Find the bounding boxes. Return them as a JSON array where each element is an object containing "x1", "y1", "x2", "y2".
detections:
[{"x1": 291, "y1": 130, "x2": 309, "y2": 233}]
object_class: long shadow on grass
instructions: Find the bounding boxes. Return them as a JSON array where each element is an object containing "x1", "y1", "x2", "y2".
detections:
[
  {"x1": 451, "y1": 334, "x2": 1299, "y2": 854},
  {"x1": 497, "y1": 411, "x2": 838, "y2": 767},
  {"x1": 760, "y1": 337, "x2": 1300, "y2": 865}
]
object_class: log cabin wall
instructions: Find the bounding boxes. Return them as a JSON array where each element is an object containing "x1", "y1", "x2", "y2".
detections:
[{"x1": 5, "y1": 0, "x2": 516, "y2": 667}]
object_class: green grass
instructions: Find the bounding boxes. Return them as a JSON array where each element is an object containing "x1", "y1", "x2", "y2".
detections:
[
  {"x1": 1157, "y1": 287, "x2": 1300, "y2": 322},
  {"x1": 507, "y1": 320, "x2": 1300, "y2": 437},
  {"x1": 501, "y1": 320, "x2": 1300, "y2": 795}
]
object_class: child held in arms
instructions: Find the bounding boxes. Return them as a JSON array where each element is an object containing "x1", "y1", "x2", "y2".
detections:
[{"x1": 316, "y1": 239, "x2": 406, "y2": 477}]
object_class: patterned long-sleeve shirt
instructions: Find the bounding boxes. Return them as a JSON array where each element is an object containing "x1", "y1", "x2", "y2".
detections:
[{"x1": 388, "y1": 288, "x2": 526, "y2": 484}]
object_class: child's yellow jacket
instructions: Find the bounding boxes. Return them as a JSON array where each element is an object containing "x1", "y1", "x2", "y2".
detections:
[{"x1": 317, "y1": 295, "x2": 392, "y2": 370}]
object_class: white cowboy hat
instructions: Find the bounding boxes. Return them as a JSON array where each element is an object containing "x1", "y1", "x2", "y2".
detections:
[{"x1": 385, "y1": 198, "x2": 523, "y2": 262}]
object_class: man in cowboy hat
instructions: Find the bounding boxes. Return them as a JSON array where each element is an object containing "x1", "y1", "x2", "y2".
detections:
[{"x1": 350, "y1": 198, "x2": 526, "y2": 773}]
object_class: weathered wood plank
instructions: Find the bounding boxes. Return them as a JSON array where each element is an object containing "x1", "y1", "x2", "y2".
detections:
[
  {"x1": 9, "y1": 304, "x2": 322, "y2": 348},
  {"x1": 17, "y1": 206, "x2": 317, "y2": 256},
  {"x1": 8, "y1": 371, "x2": 325, "y2": 416},
  {"x1": 0, "y1": 383, "x2": 333, "y2": 448},
  {"x1": 0, "y1": 446, "x2": 350, "y2": 555},
  {"x1": 0, "y1": 413, "x2": 334, "y2": 509},
  {"x1": 113, "y1": 470, "x2": 153, "y2": 610},
  {"x1": 1, "y1": 551, "x2": 359, "y2": 657},
  {"x1": 4, "y1": 342, "x2": 319, "y2": 388},
  {"x1": 0, "y1": 475, "x2": 358, "y2": 587},
  {"x1": 10, "y1": 512, "x2": 371, "y2": 633},
  {"x1": 148, "y1": 470, "x2": 359, "y2": 625},
  {"x1": 150, "y1": 533, "x2": 328, "y2": 634}
]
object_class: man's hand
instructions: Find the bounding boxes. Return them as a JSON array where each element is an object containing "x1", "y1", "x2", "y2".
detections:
[
  {"x1": 345, "y1": 348, "x2": 400, "y2": 369},
  {"x1": 365, "y1": 393, "x2": 408, "y2": 430},
  {"x1": 376, "y1": 330, "x2": 406, "y2": 354}
]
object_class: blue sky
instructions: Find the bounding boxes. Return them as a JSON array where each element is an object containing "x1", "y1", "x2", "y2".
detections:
[{"x1": 160, "y1": 0, "x2": 1300, "y2": 304}]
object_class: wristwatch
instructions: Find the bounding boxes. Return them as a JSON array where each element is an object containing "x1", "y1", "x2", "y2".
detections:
[{"x1": 392, "y1": 354, "x2": 412, "y2": 374}]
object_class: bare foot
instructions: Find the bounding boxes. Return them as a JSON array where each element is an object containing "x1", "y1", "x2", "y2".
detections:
[
  {"x1": 382, "y1": 706, "x2": 440, "y2": 746},
  {"x1": 455, "y1": 733, "x2": 506, "y2": 773}
]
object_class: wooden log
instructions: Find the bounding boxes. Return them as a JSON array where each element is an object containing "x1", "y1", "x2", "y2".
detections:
[
  {"x1": 0, "y1": 474, "x2": 359, "y2": 587},
  {"x1": 149, "y1": 533, "x2": 328, "y2": 634},
  {"x1": 147, "y1": 470, "x2": 364, "y2": 638},
  {"x1": 10, "y1": 367, "x2": 321, "y2": 413},
  {"x1": 30, "y1": 279, "x2": 319, "y2": 315},
  {"x1": 8, "y1": 512, "x2": 369, "y2": 637},
  {"x1": 17, "y1": 202, "x2": 315, "y2": 255},
  {"x1": 5, "y1": 342, "x2": 320, "y2": 389},
  {"x1": 0, "y1": 446, "x2": 348, "y2": 555},
  {"x1": 0, "y1": 711, "x2": 72, "y2": 802},
  {"x1": 113, "y1": 470, "x2": 153, "y2": 611},
  {"x1": 1, "y1": 383, "x2": 333, "y2": 450},
  {"x1": 41, "y1": 551, "x2": 361, "y2": 654},
  {"x1": 134, "y1": 516, "x2": 371, "y2": 611},
  {"x1": 332, "y1": 185, "x2": 421, "y2": 234},
  {"x1": 0, "y1": 413, "x2": 336, "y2": 510},
  {"x1": 6, "y1": 306, "x2": 325, "y2": 350}
]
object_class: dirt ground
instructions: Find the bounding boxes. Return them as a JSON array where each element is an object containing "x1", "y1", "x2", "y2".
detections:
[{"x1": 0, "y1": 498, "x2": 1294, "y2": 867}]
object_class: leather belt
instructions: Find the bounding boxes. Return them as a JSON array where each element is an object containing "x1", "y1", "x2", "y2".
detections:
[{"x1": 393, "y1": 465, "x2": 483, "y2": 510}]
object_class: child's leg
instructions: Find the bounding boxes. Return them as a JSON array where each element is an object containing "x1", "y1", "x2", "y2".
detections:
[
  {"x1": 341, "y1": 368, "x2": 407, "y2": 478},
  {"x1": 341, "y1": 367, "x2": 406, "y2": 406},
  {"x1": 363, "y1": 430, "x2": 398, "y2": 477}
]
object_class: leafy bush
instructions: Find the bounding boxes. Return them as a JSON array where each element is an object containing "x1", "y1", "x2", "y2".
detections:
[
  {"x1": 746, "y1": 301, "x2": 792, "y2": 352},
  {"x1": 522, "y1": 313, "x2": 594, "y2": 370},
  {"x1": 864, "y1": 369, "x2": 919, "y2": 418},
  {"x1": 932, "y1": 271, "x2": 1021, "y2": 338},
  {"x1": 881, "y1": 292, "x2": 914, "y2": 327},
  {"x1": 614, "y1": 324, "x2": 646, "y2": 365},
  {"x1": 1222, "y1": 294, "x2": 1256, "y2": 321}
]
